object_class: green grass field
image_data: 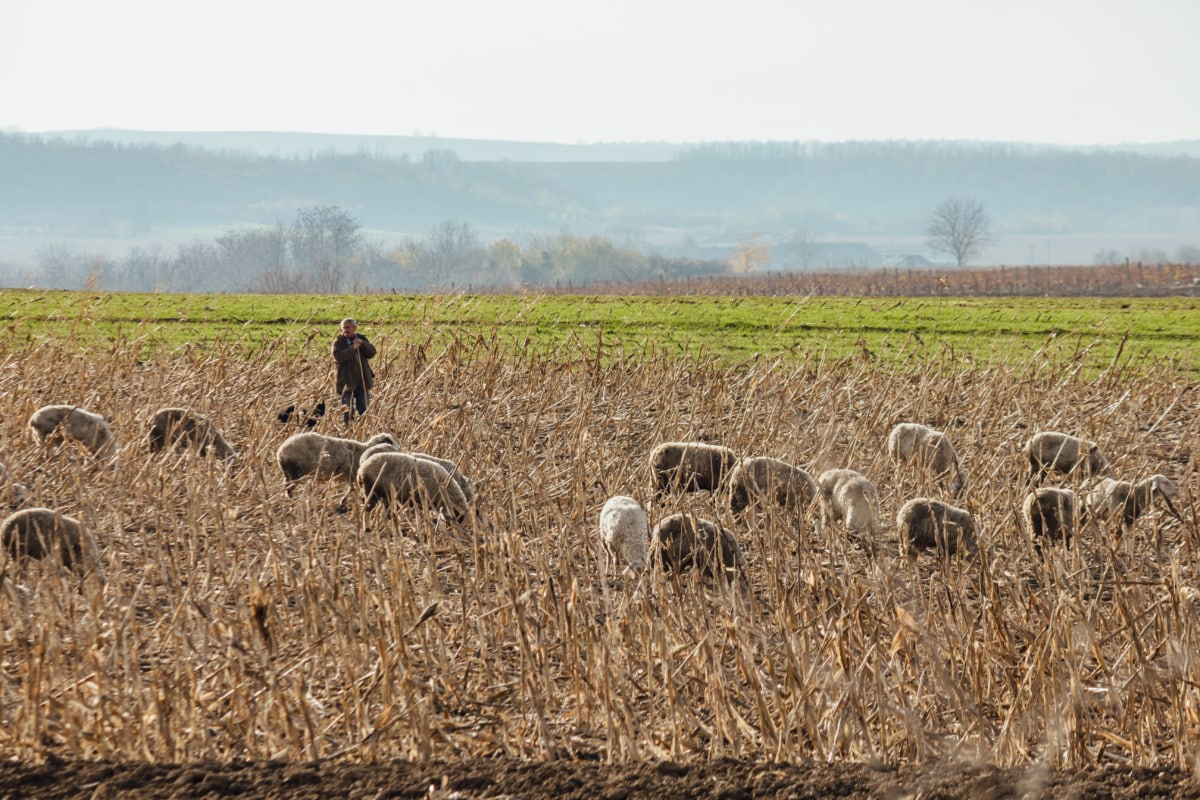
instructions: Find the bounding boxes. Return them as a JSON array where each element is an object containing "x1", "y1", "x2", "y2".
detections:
[{"x1": 1, "y1": 290, "x2": 1196, "y2": 372}]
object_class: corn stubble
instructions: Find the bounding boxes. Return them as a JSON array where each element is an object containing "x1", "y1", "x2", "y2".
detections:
[{"x1": 0, "y1": 333, "x2": 1197, "y2": 770}]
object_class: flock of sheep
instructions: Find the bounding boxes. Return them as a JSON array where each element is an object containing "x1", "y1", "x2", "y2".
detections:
[
  {"x1": 600, "y1": 425, "x2": 1184, "y2": 587},
  {"x1": 0, "y1": 402, "x2": 477, "y2": 579},
  {"x1": 0, "y1": 400, "x2": 1185, "y2": 595}
]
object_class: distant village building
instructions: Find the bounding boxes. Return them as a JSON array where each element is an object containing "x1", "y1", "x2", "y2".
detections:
[
  {"x1": 893, "y1": 254, "x2": 935, "y2": 268},
  {"x1": 774, "y1": 241, "x2": 882, "y2": 269}
]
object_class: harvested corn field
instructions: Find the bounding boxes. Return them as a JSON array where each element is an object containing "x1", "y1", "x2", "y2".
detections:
[{"x1": 0, "y1": 305, "x2": 1198, "y2": 796}]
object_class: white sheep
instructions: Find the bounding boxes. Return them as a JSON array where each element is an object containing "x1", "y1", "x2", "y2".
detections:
[
  {"x1": 727, "y1": 456, "x2": 817, "y2": 517},
  {"x1": 896, "y1": 497, "x2": 978, "y2": 557},
  {"x1": 1, "y1": 507, "x2": 104, "y2": 579},
  {"x1": 1085, "y1": 474, "x2": 1180, "y2": 529},
  {"x1": 1024, "y1": 431, "x2": 1109, "y2": 482},
  {"x1": 650, "y1": 512, "x2": 747, "y2": 586},
  {"x1": 648, "y1": 441, "x2": 738, "y2": 498},
  {"x1": 887, "y1": 422, "x2": 967, "y2": 496},
  {"x1": 276, "y1": 431, "x2": 398, "y2": 491},
  {"x1": 148, "y1": 407, "x2": 235, "y2": 459},
  {"x1": 360, "y1": 443, "x2": 476, "y2": 509},
  {"x1": 356, "y1": 451, "x2": 471, "y2": 522},
  {"x1": 1022, "y1": 487, "x2": 1080, "y2": 545},
  {"x1": 408, "y1": 451, "x2": 476, "y2": 508},
  {"x1": 816, "y1": 468, "x2": 882, "y2": 540},
  {"x1": 598, "y1": 495, "x2": 649, "y2": 574},
  {"x1": 28, "y1": 404, "x2": 116, "y2": 458}
]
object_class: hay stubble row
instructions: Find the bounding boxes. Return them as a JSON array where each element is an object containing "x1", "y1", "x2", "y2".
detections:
[{"x1": 0, "y1": 332, "x2": 1198, "y2": 770}]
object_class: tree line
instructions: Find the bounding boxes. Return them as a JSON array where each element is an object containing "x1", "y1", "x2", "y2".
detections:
[{"x1": 16, "y1": 208, "x2": 731, "y2": 293}]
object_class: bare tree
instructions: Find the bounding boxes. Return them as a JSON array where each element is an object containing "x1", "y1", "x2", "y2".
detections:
[
  {"x1": 1176, "y1": 245, "x2": 1200, "y2": 265},
  {"x1": 927, "y1": 198, "x2": 992, "y2": 266},
  {"x1": 425, "y1": 219, "x2": 481, "y2": 287},
  {"x1": 290, "y1": 206, "x2": 363, "y2": 293},
  {"x1": 217, "y1": 222, "x2": 289, "y2": 277},
  {"x1": 35, "y1": 241, "x2": 76, "y2": 288}
]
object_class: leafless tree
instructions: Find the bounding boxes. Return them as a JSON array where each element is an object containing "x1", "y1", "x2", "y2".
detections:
[
  {"x1": 927, "y1": 197, "x2": 992, "y2": 266},
  {"x1": 1176, "y1": 245, "x2": 1200, "y2": 265},
  {"x1": 35, "y1": 241, "x2": 76, "y2": 288},
  {"x1": 290, "y1": 206, "x2": 363, "y2": 293},
  {"x1": 425, "y1": 219, "x2": 481, "y2": 287},
  {"x1": 217, "y1": 222, "x2": 289, "y2": 277}
]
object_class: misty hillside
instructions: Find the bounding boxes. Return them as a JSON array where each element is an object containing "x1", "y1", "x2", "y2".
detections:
[
  {"x1": 36, "y1": 128, "x2": 1200, "y2": 162},
  {"x1": 2, "y1": 132, "x2": 1198, "y2": 267},
  {"x1": 37, "y1": 129, "x2": 686, "y2": 163}
]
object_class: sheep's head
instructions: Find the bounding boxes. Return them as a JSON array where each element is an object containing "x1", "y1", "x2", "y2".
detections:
[
  {"x1": 1086, "y1": 444, "x2": 1111, "y2": 476},
  {"x1": 1148, "y1": 474, "x2": 1179, "y2": 499}
]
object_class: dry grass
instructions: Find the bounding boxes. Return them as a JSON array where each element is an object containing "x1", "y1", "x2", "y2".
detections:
[
  {"x1": 562, "y1": 262, "x2": 1200, "y2": 297},
  {"x1": 0, "y1": 333, "x2": 1198, "y2": 769}
]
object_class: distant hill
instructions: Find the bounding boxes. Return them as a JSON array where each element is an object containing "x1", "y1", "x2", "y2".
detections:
[
  {"x1": 35, "y1": 128, "x2": 1200, "y2": 162},
  {"x1": 1, "y1": 131, "x2": 1197, "y2": 273},
  {"x1": 1084, "y1": 140, "x2": 1200, "y2": 159},
  {"x1": 35, "y1": 129, "x2": 686, "y2": 163}
]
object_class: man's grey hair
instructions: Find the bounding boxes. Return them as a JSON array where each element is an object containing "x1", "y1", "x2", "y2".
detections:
[{"x1": 341, "y1": 318, "x2": 357, "y2": 327}]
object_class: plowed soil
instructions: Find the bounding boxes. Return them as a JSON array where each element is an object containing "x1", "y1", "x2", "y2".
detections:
[{"x1": 2, "y1": 757, "x2": 1198, "y2": 799}]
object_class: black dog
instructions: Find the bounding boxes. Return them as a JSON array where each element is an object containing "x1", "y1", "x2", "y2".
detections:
[{"x1": 278, "y1": 401, "x2": 327, "y2": 429}]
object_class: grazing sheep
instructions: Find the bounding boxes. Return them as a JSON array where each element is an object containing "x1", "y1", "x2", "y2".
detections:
[
  {"x1": 27, "y1": 404, "x2": 116, "y2": 458},
  {"x1": 359, "y1": 439, "x2": 402, "y2": 463},
  {"x1": 648, "y1": 441, "x2": 738, "y2": 498},
  {"x1": 1085, "y1": 474, "x2": 1180, "y2": 529},
  {"x1": 356, "y1": 443, "x2": 476, "y2": 509},
  {"x1": 147, "y1": 408, "x2": 235, "y2": 459},
  {"x1": 408, "y1": 451, "x2": 476, "y2": 508},
  {"x1": 817, "y1": 468, "x2": 882, "y2": 539},
  {"x1": 1022, "y1": 487, "x2": 1080, "y2": 545},
  {"x1": 887, "y1": 422, "x2": 967, "y2": 496},
  {"x1": 1024, "y1": 431, "x2": 1109, "y2": 482},
  {"x1": 599, "y1": 495, "x2": 649, "y2": 573},
  {"x1": 277, "y1": 401, "x2": 327, "y2": 429},
  {"x1": 276, "y1": 431, "x2": 398, "y2": 490},
  {"x1": 356, "y1": 451, "x2": 471, "y2": 522},
  {"x1": 728, "y1": 456, "x2": 817, "y2": 516},
  {"x1": 896, "y1": 497, "x2": 978, "y2": 557},
  {"x1": 1, "y1": 507, "x2": 103, "y2": 578},
  {"x1": 650, "y1": 512, "x2": 746, "y2": 585}
]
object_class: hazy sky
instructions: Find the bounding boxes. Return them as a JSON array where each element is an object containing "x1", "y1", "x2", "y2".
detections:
[{"x1": 3, "y1": 0, "x2": 1197, "y2": 145}]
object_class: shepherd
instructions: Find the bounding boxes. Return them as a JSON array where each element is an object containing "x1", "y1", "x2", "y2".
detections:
[{"x1": 333, "y1": 318, "x2": 377, "y2": 423}]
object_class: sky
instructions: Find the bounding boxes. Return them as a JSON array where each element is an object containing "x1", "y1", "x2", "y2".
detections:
[{"x1": 2, "y1": 0, "x2": 1198, "y2": 146}]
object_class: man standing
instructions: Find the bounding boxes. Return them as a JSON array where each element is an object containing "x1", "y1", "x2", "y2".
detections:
[{"x1": 333, "y1": 318, "x2": 376, "y2": 423}]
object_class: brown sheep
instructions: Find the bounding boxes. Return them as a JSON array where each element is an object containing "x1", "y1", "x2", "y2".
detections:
[
  {"x1": 650, "y1": 512, "x2": 746, "y2": 586},
  {"x1": 1024, "y1": 431, "x2": 1109, "y2": 483},
  {"x1": 1022, "y1": 487, "x2": 1081, "y2": 545},
  {"x1": 896, "y1": 497, "x2": 978, "y2": 557},
  {"x1": 727, "y1": 456, "x2": 817, "y2": 517},
  {"x1": 1, "y1": 507, "x2": 103, "y2": 579},
  {"x1": 648, "y1": 441, "x2": 738, "y2": 498},
  {"x1": 147, "y1": 408, "x2": 235, "y2": 459}
]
